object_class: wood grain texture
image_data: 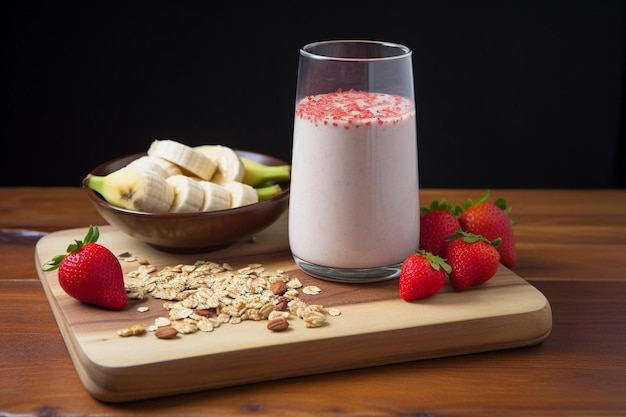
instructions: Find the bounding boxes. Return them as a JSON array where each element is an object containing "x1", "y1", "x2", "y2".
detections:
[
  {"x1": 35, "y1": 222, "x2": 551, "y2": 402},
  {"x1": 1, "y1": 188, "x2": 625, "y2": 416}
]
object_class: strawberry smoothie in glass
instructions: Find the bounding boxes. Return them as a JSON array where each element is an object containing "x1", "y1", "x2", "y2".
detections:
[{"x1": 289, "y1": 40, "x2": 420, "y2": 282}]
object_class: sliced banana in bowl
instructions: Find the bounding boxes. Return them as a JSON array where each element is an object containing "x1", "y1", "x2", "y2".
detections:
[
  {"x1": 147, "y1": 139, "x2": 217, "y2": 181},
  {"x1": 194, "y1": 144, "x2": 245, "y2": 185},
  {"x1": 82, "y1": 147, "x2": 290, "y2": 254}
]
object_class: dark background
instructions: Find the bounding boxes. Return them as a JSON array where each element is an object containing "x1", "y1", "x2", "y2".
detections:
[{"x1": 5, "y1": 1, "x2": 625, "y2": 188}]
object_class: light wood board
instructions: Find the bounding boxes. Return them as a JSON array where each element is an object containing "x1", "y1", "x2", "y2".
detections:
[{"x1": 35, "y1": 213, "x2": 552, "y2": 403}]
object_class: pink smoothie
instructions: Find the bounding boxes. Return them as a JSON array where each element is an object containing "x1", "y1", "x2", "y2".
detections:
[{"x1": 289, "y1": 89, "x2": 419, "y2": 269}]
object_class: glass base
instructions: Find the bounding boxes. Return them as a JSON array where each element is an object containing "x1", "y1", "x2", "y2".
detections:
[{"x1": 293, "y1": 255, "x2": 401, "y2": 283}]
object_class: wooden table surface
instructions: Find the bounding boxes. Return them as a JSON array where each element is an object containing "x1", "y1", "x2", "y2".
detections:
[{"x1": 1, "y1": 187, "x2": 625, "y2": 416}]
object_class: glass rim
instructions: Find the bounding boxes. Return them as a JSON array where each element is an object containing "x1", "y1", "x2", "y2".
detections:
[{"x1": 300, "y1": 39, "x2": 412, "y2": 62}]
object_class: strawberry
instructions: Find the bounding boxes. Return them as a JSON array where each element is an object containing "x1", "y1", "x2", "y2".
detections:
[
  {"x1": 419, "y1": 198, "x2": 461, "y2": 258},
  {"x1": 458, "y1": 190, "x2": 517, "y2": 269},
  {"x1": 399, "y1": 249, "x2": 451, "y2": 301},
  {"x1": 445, "y1": 229, "x2": 501, "y2": 291},
  {"x1": 43, "y1": 225, "x2": 127, "y2": 310}
]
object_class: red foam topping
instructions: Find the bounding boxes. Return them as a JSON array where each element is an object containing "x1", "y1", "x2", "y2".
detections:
[{"x1": 296, "y1": 89, "x2": 414, "y2": 128}]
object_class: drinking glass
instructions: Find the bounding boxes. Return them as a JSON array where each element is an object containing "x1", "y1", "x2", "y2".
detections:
[{"x1": 289, "y1": 40, "x2": 420, "y2": 283}]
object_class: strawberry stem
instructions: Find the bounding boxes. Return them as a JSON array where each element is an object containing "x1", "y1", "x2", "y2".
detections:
[
  {"x1": 463, "y1": 189, "x2": 490, "y2": 210},
  {"x1": 42, "y1": 225, "x2": 100, "y2": 272},
  {"x1": 460, "y1": 190, "x2": 516, "y2": 226},
  {"x1": 447, "y1": 228, "x2": 501, "y2": 248},
  {"x1": 420, "y1": 198, "x2": 461, "y2": 216},
  {"x1": 84, "y1": 224, "x2": 99, "y2": 244},
  {"x1": 415, "y1": 249, "x2": 452, "y2": 274},
  {"x1": 494, "y1": 197, "x2": 516, "y2": 225}
]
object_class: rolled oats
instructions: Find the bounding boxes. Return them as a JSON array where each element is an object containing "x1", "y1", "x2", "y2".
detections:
[
  {"x1": 169, "y1": 306, "x2": 194, "y2": 321},
  {"x1": 302, "y1": 285, "x2": 321, "y2": 295},
  {"x1": 195, "y1": 317, "x2": 214, "y2": 332},
  {"x1": 268, "y1": 310, "x2": 290, "y2": 320},
  {"x1": 326, "y1": 307, "x2": 342, "y2": 316},
  {"x1": 117, "y1": 323, "x2": 146, "y2": 337},
  {"x1": 286, "y1": 277, "x2": 303, "y2": 289},
  {"x1": 117, "y1": 328, "x2": 134, "y2": 337},
  {"x1": 123, "y1": 258, "x2": 339, "y2": 338},
  {"x1": 303, "y1": 309, "x2": 326, "y2": 328},
  {"x1": 154, "y1": 317, "x2": 171, "y2": 327},
  {"x1": 171, "y1": 320, "x2": 197, "y2": 334}
]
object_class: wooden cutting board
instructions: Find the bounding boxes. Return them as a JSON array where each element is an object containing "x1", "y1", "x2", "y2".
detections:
[{"x1": 35, "y1": 213, "x2": 552, "y2": 403}]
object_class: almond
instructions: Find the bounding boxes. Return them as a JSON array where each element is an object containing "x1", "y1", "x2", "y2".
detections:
[
  {"x1": 267, "y1": 318, "x2": 289, "y2": 332},
  {"x1": 193, "y1": 308, "x2": 212, "y2": 318},
  {"x1": 154, "y1": 326, "x2": 178, "y2": 339},
  {"x1": 270, "y1": 281, "x2": 288, "y2": 295}
]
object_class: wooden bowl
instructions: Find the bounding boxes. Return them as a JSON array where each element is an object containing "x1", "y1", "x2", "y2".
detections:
[{"x1": 83, "y1": 150, "x2": 290, "y2": 253}]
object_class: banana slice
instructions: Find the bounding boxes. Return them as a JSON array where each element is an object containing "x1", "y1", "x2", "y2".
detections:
[
  {"x1": 148, "y1": 139, "x2": 217, "y2": 181},
  {"x1": 85, "y1": 166, "x2": 175, "y2": 213},
  {"x1": 198, "y1": 181, "x2": 230, "y2": 212},
  {"x1": 194, "y1": 145, "x2": 245, "y2": 186},
  {"x1": 166, "y1": 174, "x2": 205, "y2": 213},
  {"x1": 152, "y1": 157, "x2": 184, "y2": 177},
  {"x1": 224, "y1": 181, "x2": 259, "y2": 208},
  {"x1": 138, "y1": 155, "x2": 183, "y2": 177},
  {"x1": 127, "y1": 155, "x2": 182, "y2": 178}
]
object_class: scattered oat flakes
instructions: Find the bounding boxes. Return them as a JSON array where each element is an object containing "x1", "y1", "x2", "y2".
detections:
[
  {"x1": 195, "y1": 318, "x2": 215, "y2": 332},
  {"x1": 137, "y1": 306, "x2": 150, "y2": 313},
  {"x1": 326, "y1": 307, "x2": 342, "y2": 316},
  {"x1": 117, "y1": 328, "x2": 134, "y2": 337},
  {"x1": 268, "y1": 310, "x2": 290, "y2": 320},
  {"x1": 117, "y1": 323, "x2": 146, "y2": 337},
  {"x1": 154, "y1": 317, "x2": 171, "y2": 327},
  {"x1": 286, "y1": 277, "x2": 303, "y2": 289},
  {"x1": 303, "y1": 309, "x2": 326, "y2": 328},
  {"x1": 171, "y1": 320, "x2": 197, "y2": 334},
  {"x1": 121, "y1": 259, "x2": 339, "y2": 339},
  {"x1": 302, "y1": 285, "x2": 321, "y2": 295}
]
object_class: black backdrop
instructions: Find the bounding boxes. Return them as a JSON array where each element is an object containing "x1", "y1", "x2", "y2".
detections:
[{"x1": 5, "y1": 1, "x2": 625, "y2": 188}]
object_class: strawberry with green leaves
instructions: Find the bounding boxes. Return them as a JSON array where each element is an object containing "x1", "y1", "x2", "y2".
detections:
[
  {"x1": 458, "y1": 190, "x2": 517, "y2": 269},
  {"x1": 446, "y1": 229, "x2": 501, "y2": 291},
  {"x1": 43, "y1": 225, "x2": 127, "y2": 310},
  {"x1": 419, "y1": 198, "x2": 461, "y2": 258},
  {"x1": 399, "y1": 249, "x2": 451, "y2": 301}
]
